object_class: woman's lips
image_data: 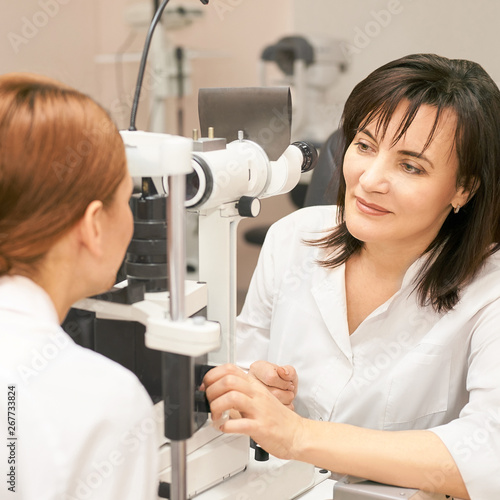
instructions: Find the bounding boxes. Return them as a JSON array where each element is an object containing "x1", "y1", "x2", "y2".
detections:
[{"x1": 356, "y1": 197, "x2": 391, "y2": 216}]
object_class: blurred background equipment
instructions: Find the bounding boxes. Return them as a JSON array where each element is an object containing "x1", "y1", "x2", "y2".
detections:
[{"x1": 260, "y1": 35, "x2": 348, "y2": 147}]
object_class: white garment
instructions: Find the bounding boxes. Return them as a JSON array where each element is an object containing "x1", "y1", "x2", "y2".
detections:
[
  {"x1": 236, "y1": 205, "x2": 500, "y2": 500},
  {"x1": 0, "y1": 276, "x2": 159, "y2": 500}
]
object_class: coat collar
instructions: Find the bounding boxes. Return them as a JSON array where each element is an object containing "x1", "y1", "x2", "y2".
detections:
[
  {"x1": 311, "y1": 263, "x2": 352, "y2": 361},
  {"x1": 0, "y1": 275, "x2": 59, "y2": 325},
  {"x1": 310, "y1": 254, "x2": 430, "y2": 362}
]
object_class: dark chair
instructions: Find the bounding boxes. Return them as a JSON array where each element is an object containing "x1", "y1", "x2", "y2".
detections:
[{"x1": 303, "y1": 129, "x2": 342, "y2": 207}]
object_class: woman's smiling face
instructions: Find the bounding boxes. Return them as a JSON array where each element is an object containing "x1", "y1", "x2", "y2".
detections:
[{"x1": 343, "y1": 101, "x2": 471, "y2": 253}]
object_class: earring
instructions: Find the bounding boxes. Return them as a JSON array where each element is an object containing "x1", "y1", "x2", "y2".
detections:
[{"x1": 454, "y1": 204, "x2": 461, "y2": 214}]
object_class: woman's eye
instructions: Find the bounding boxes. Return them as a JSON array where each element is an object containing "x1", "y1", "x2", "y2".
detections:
[
  {"x1": 354, "y1": 142, "x2": 371, "y2": 153},
  {"x1": 402, "y1": 163, "x2": 424, "y2": 175}
]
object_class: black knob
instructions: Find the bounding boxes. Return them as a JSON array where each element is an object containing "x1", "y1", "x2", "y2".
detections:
[
  {"x1": 237, "y1": 196, "x2": 261, "y2": 218},
  {"x1": 158, "y1": 481, "x2": 170, "y2": 498},
  {"x1": 292, "y1": 141, "x2": 318, "y2": 173},
  {"x1": 250, "y1": 439, "x2": 269, "y2": 462}
]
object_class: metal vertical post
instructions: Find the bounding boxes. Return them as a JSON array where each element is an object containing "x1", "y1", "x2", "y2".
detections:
[
  {"x1": 166, "y1": 173, "x2": 188, "y2": 500},
  {"x1": 168, "y1": 174, "x2": 186, "y2": 320}
]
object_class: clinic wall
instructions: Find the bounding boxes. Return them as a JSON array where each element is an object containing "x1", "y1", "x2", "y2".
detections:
[
  {"x1": 0, "y1": 2, "x2": 100, "y2": 93},
  {"x1": 292, "y1": 0, "x2": 500, "y2": 115},
  {"x1": 0, "y1": 0, "x2": 293, "y2": 133}
]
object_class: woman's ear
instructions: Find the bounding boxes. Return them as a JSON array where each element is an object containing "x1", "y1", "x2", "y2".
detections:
[
  {"x1": 453, "y1": 177, "x2": 480, "y2": 210},
  {"x1": 77, "y1": 200, "x2": 104, "y2": 257}
]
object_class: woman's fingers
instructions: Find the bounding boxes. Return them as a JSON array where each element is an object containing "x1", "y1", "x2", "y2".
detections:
[
  {"x1": 204, "y1": 366, "x2": 304, "y2": 460},
  {"x1": 204, "y1": 365, "x2": 258, "y2": 417},
  {"x1": 205, "y1": 370, "x2": 252, "y2": 404},
  {"x1": 203, "y1": 363, "x2": 246, "y2": 389},
  {"x1": 249, "y1": 360, "x2": 296, "y2": 392},
  {"x1": 268, "y1": 387, "x2": 295, "y2": 406},
  {"x1": 208, "y1": 389, "x2": 256, "y2": 422},
  {"x1": 248, "y1": 360, "x2": 298, "y2": 406},
  {"x1": 277, "y1": 365, "x2": 299, "y2": 395},
  {"x1": 203, "y1": 363, "x2": 297, "y2": 421}
]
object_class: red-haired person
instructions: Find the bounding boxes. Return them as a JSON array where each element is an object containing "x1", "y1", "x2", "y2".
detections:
[
  {"x1": 0, "y1": 74, "x2": 158, "y2": 499},
  {"x1": 204, "y1": 54, "x2": 500, "y2": 500}
]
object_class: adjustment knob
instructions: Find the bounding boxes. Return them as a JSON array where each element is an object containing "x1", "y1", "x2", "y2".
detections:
[
  {"x1": 237, "y1": 196, "x2": 261, "y2": 218},
  {"x1": 254, "y1": 445, "x2": 269, "y2": 462},
  {"x1": 292, "y1": 140, "x2": 319, "y2": 173},
  {"x1": 250, "y1": 439, "x2": 269, "y2": 462}
]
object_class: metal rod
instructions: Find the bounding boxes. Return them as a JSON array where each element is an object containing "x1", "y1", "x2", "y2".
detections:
[
  {"x1": 166, "y1": 174, "x2": 188, "y2": 500},
  {"x1": 167, "y1": 174, "x2": 186, "y2": 321},
  {"x1": 171, "y1": 440, "x2": 187, "y2": 500}
]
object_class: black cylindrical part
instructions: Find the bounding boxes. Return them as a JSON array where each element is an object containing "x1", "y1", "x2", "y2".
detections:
[
  {"x1": 162, "y1": 353, "x2": 195, "y2": 440},
  {"x1": 126, "y1": 193, "x2": 168, "y2": 292},
  {"x1": 292, "y1": 140, "x2": 319, "y2": 173}
]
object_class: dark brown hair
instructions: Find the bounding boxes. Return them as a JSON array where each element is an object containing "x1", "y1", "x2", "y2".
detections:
[
  {"x1": 312, "y1": 54, "x2": 500, "y2": 311},
  {"x1": 0, "y1": 73, "x2": 127, "y2": 276}
]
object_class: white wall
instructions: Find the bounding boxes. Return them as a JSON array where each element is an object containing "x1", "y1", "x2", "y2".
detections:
[
  {"x1": 1, "y1": 2, "x2": 100, "y2": 93},
  {"x1": 293, "y1": 0, "x2": 500, "y2": 111},
  {"x1": 0, "y1": 0, "x2": 293, "y2": 133}
]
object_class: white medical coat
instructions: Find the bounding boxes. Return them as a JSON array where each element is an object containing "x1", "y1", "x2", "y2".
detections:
[
  {"x1": 0, "y1": 276, "x2": 159, "y2": 499},
  {"x1": 236, "y1": 205, "x2": 500, "y2": 500}
]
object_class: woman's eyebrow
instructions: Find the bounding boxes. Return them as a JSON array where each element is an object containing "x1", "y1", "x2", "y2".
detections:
[
  {"x1": 359, "y1": 128, "x2": 377, "y2": 142},
  {"x1": 359, "y1": 128, "x2": 434, "y2": 168},
  {"x1": 397, "y1": 148, "x2": 434, "y2": 168}
]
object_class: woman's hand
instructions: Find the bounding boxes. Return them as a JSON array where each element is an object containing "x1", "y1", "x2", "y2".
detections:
[
  {"x1": 248, "y1": 360, "x2": 298, "y2": 410},
  {"x1": 203, "y1": 365, "x2": 470, "y2": 499},
  {"x1": 203, "y1": 364, "x2": 304, "y2": 460}
]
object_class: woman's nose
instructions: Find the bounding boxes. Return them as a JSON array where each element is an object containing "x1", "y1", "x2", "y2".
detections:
[{"x1": 358, "y1": 156, "x2": 390, "y2": 193}]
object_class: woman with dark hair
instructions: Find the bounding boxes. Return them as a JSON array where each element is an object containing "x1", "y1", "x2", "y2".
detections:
[
  {"x1": 0, "y1": 74, "x2": 158, "y2": 498},
  {"x1": 203, "y1": 54, "x2": 500, "y2": 499}
]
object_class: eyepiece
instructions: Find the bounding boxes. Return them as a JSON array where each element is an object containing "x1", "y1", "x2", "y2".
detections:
[
  {"x1": 184, "y1": 156, "x2": 213, "y2": 208},
  {"x1": 292, "y1": 141, "x2": 318, "y2": 173}
]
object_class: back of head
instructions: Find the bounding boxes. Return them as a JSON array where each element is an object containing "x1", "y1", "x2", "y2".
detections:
[{"x1": 0, "y1": 73, "x2": 127, "y2": 277}]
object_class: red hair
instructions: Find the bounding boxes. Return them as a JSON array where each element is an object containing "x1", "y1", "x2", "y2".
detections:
[{"x1": 0, "y1": 73, "x2": 127, "y2": 276}]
